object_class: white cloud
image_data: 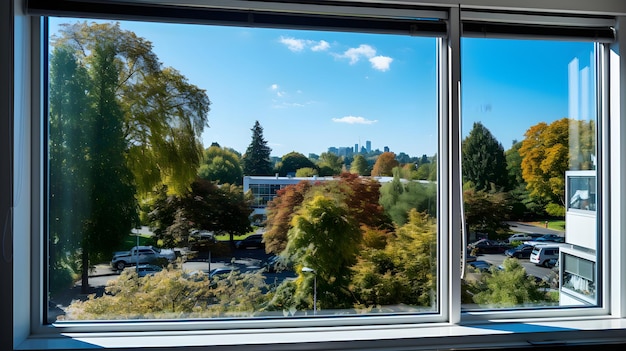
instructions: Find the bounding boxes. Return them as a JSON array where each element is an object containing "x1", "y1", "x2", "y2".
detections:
[
  {"x1": 279, "y1": 37, "x2": 306, "y2": 52},
  {"x1": 341, "y1": 44, "x2": 376, "y2": 64},
  {"x1": 270, "y1": 84, "x2": 286, "y2": 97},
  {"x1": 369, "y1": 56, "x2": 393, "y2": 72},
  {"x1": 311, "y1": 40, "x2": 330, "y2": 52},
  {"x1": 279, "y1": 37, "x2": 330, "y2": 52},
  {"x1": 332, "y1": 116, "x2": 378, "y2": 125}
]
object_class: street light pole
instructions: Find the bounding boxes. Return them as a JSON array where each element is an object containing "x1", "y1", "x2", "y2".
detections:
[{"x1": 301, "y1": 267, "x2": 317, "y2": 315}]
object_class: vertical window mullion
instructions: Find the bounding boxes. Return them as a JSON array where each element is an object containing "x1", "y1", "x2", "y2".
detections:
[{"x1": 443, "y1": 5, "x2": 462, "y2": 324}]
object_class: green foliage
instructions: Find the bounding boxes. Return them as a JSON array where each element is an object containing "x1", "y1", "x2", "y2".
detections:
[
  {"x1": 276, "y1": 151, "x2": 317, "y2": 176},
  {"x1": 463, "y1": 188, "x2": 510, "y2": 236},
  {"x1": 295, "y1": 167, "x2": 317, "y2": 177},
  {"x1": 62, "y1": 266, "x2": 269, "y2": 320},
  {"x1": 350, "y1": 154, "x2": 369, "y2": 175},
  {"x1": 242, "y1": 121, "x2": 273, "y2": 175},
  {"x1": 148, "y1": 179, "x2": 252, "y2": 248},
  {"x1": 54, "y1": 22, "x2": 210, "y2": 195},
  {"x1": 462, "y1": 122, "x2": 509, "y2": 191},
  {"x1": 545, "y1": 203, "x2": 566, "y2": 217},
  {"x1": 350, "y1": 210, "x2": 437, "y2": 309},
  {"x1": 286, "y1": 194, "x2": 362, "y2": 310},
  {"x1": 505, "y1": 141, "x2": 524, "y2": 186},
  {"x1": 317, "y1": 152, "x2": 344, "y2": 176},
  {"x1": 379, "y1": 169, "x2": 436, "y2": 226},
  {"x1": 198, "y1": 145, "x2": 243, "y2": 185},
  {"x1": 469, "y1": 258, "x2": 547, "y2": 308}
]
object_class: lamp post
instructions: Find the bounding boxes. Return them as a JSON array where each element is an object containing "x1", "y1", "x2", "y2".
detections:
[{"x1": 301, "y1": 267, "x2": 317, "y2": 315}]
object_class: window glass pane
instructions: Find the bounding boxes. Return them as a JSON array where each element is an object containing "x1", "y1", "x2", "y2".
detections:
[
  {"x1": 461, "y1": 39, "x2": 598, "y2": 310},
  {"x1": 47, "y1": 18, "x2": 439, "y2": 322}
]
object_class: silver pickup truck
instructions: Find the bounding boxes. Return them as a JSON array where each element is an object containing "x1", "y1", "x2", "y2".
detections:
[{"x1": 111, "y1": 245, "x2": 176, "y2": 271}]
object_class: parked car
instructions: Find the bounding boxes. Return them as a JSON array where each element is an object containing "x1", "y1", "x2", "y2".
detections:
[
  {"x1": 530, "y1": 245, "x2": 563, "y2": 267},
  {"x1": 505, "y1": 244, "x2": 535, "y2": 259},
  {"x1": 111, "y1": 245, "x2": 176, "y2": 271},
  {"x1": 209, "y1": 267, "x2": 238, "y2": 279},
  {"x1": 507, "y1": 233, "x2": 543, "y2": 243},
  {"x1": 468, "y1": 239, "x2": 511, "y2": 254},
  {"x1": 524, "y1": 234, "x2": 565, "y2": 246},
  {"x1": 190, "y1": 230, "x2": 217, "y2": 242},
  {"x1": 134, "y1": 264, "x2": 163, "y2": 277},
  {"x1": 468, "y1": 260, "x2": 492, "y2": 272},
  {"x1": 236, "y1": 233, "x2": 264, "y2": 249},
  {"x1": 263, "y1": 255, "x2": 293, "y2": 272}
]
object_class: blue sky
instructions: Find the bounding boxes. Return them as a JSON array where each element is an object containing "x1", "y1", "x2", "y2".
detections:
[{"x1": 49, "y1": 18, "x2": 595, "y2": 158}]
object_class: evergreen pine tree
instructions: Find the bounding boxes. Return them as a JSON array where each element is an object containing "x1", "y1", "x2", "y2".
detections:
[
  {"x1": 242, "y1": 121, "x2": 273, "y2": 175},
  {"x1": 462, "y1": 122, "x2": 509, "y2": 191}
]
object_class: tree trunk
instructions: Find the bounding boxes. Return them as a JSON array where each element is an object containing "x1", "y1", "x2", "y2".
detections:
[{"x1": 81, "y1": 247, "x2": 89, "y2": 294}]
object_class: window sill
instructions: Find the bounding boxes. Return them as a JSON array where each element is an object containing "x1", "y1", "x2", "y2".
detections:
[{"x1": 16, "y1": 317, "x2": 626, "y2": 350}]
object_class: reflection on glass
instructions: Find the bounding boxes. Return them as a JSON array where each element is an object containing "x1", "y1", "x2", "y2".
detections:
[
  {"x1": 47, "y1": 18, "x2": 439, "y2": 321},
  {"x1": 461, "y1": 39, "x2": 598, "y2": 310},
  {"x1": 568, "y1": 175, "x2": 596, "y2": 211},
  {"x1": 562, "y1": 253, "x2": 595, "y2": 303}
]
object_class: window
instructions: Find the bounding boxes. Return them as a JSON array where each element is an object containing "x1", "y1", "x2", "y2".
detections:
[
  {"x1": 461, "y1": 37, "x2": 601, "y2": 311},
  {"x1": 8, "y1": 0, "x2": 626, "y2": 350},
  {"x1": 46, "y1": 15, "x2": 441, "y2": 322}
]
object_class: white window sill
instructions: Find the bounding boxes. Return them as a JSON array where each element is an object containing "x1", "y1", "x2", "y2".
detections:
[{"x1": 16, "y1": 318, "x2": 626, "y2": 350}]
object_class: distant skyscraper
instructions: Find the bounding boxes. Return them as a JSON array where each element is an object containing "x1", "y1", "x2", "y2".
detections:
[
  {"x1": 355, "y1": 143, "x2": 359, "y2": 153},
  {"x1": 384, "y1": 146, "x2": 389, "y2": 152},
  {"x1": 366, "y1": 140, "x2": 372, "y2": 153}
]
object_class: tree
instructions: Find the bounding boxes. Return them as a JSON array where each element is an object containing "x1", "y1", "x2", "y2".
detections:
[
  {"x1": 276, "y1": 151, "x2": 317, "y2": 176},
  {"x1": 350, "y1": 154, "x2": 369, "y2": 175},
  {"x1": 519, "y1": 118, "x2": 595, "y2": 214},
  {"x1": 463, "y1": 187, "x2": 510, "y2": 237},
  {"x1": 264, "y1": 181, "x2": 313, "y2": 254},
  {"x1": 49, "y1": 42, "x2": 139, "y2": 294},
  {"x1": 295, "y1": 167, "x2": 317, "y2": 177},
  {"x1": 149, "y1": 179, "x2": 252, "y2": 248},
  {"x1": 350, "y1": 210, "x2": 437, "y2": 308},
  {"x1": 242, "y1": 121, "x2": 274, "y2": 175},
  {"x1": 49, "y1": 46, "x2": 93, "y2": 294},
  {"x1": 469, "y1": 258, "x2": 547, "y2": 307},
  {"x1": 286, "y1": 194, "x2": 362, "y2": 309},
  {"x1": 317, "y1": 152, "x2": 343, "y2": 176},
  {"x1": 371, "y1": 152, "x2": 399, "y2": 176},
  {"x1": 380, "y1": 169, "x2": 436, "y2": 225},
  {"x1": 506, "y1": 140, "x2": 524, "y2": 186},
  {"x1": 198, "y1": 145, "x2": 243, "y2": 185},
  {"x1": 54, "y1": 22, "x2": 210, "y2": 195},
  {"x1": 462, "y1": 122, "x2": 509, "y2": 191},
  {"x1": 50, "y1": 22, "x2": 209, "y2": 293}
]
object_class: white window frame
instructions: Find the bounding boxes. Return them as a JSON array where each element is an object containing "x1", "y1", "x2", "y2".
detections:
[{"x1": 7, "y1": 1, "x2": 626, "y2": 350}]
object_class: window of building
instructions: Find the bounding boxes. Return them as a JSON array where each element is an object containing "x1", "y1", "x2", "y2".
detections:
[{"x1": 45, "y1": 13, "x2": 441, "y2": 323}]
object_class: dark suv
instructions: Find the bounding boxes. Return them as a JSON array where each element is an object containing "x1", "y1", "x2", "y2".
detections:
[{"x1": 235, "y1": 234, "x2": 264, "y2": 249}]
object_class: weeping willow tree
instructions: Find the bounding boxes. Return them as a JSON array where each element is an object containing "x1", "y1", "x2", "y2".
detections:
[{"x1": 49, "y1": 22, "x2": 210, "y2": 295}]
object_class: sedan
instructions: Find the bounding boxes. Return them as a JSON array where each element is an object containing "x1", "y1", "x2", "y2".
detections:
[
  {"x1": 505, "y1": 244, "x2": 535, "y2": 259},
  {"x1": 468, "y1": 239, "x2": 511, "y2": 254},
  {"x1": 468, "y1": 260, "x2": 492, "y2": 272}
]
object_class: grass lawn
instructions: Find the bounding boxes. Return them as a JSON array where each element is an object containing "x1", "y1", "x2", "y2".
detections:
[
  {"x1": 121, "y1": 234, "x2": 156, "y2": 249},
  {"x1": 527, "y1": 220, "x2": 565, "y2": 231}
]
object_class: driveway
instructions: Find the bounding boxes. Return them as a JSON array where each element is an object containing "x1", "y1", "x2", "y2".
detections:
[{"x1": 506, "y1": 221, "x2": 564, "y2": 236}]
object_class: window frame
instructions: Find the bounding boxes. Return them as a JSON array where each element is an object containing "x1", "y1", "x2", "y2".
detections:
[{"x1": 8, "y1": 0, "x2": 626, "y2": 350}]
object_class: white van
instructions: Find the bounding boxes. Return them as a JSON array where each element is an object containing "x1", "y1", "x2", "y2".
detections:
[{"x1": 530, "y1": 244, "x2": 568, "y2": 267}]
